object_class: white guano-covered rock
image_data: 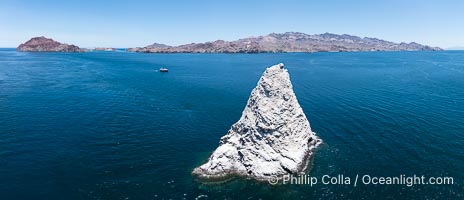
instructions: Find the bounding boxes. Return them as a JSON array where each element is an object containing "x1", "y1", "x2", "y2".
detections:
[{"x1": 192, "y1": 63, "x2": 322, "y2": 181}]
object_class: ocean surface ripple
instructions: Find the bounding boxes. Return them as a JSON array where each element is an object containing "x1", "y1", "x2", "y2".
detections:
[{"x1": 0, "y1": 50, "x2": 463, "y2": 199}]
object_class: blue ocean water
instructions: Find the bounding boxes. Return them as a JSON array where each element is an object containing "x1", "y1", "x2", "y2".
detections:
[{"x1": 0, "y1": 49, "x2": 463, "y2": 199}]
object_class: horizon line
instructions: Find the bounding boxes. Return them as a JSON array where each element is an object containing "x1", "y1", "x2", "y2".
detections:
[{"x1": 7, "y1": 31, "x2": 452, "y2": 49}]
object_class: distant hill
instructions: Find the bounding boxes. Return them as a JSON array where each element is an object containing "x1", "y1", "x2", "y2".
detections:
[
  {"x1": 128, "y1": 32, "x2": 442, "y2": 53},
  {"x1": 17, "y1": 36, "x2": 84, "y2": 52}
]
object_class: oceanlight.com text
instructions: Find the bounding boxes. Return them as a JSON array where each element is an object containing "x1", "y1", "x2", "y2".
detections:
[{"x1": 268, "y1": 174, "x2": 454, "y2": 187}]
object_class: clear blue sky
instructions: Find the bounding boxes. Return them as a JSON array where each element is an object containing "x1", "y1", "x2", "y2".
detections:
[{"x1": 1, "y1": 0, "x2": 462, "y2": 48}]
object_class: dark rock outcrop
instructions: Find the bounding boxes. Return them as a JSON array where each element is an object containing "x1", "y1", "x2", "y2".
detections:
[
  {"x1": 17, "y1": 36, "x2": 84, "y2": 52},
  {"x1": 128, "y1": 32, "x2": 442, "y2": 53}
]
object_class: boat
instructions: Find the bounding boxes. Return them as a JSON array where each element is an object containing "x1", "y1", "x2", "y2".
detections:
[{"x1": 159, "y1": 68, "x2": 168, "y2": 72}]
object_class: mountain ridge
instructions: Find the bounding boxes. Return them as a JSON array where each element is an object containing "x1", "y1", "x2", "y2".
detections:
[{"x1": 128, "y1": 32, "x2": 442, "y2": 53}]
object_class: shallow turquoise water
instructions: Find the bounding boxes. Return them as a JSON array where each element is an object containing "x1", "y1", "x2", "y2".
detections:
[{"x1": 0, "y1": 49, "x2": 463, "y2": 199}]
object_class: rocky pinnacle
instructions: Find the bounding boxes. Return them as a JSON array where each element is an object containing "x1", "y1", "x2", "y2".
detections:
[{"x1": 192, "y1": 63, "x2": 322, "y2": 181}]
